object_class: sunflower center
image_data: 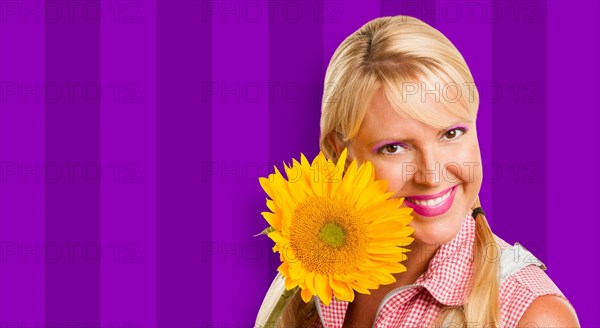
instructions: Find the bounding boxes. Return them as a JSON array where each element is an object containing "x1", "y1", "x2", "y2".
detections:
[
  {"x1": 318, "y1": 222, "x2": 345, "y2": 248},
  {"x1": 289, "y1": 196, "x2": 368, "y2": 274}
]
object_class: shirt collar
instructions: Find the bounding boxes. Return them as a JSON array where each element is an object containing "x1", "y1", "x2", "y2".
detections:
[{"x1": 414, "y1": 211, "x2": 476, "y2": 306}]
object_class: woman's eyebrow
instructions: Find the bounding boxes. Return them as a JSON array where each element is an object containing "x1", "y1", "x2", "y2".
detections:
[
  {"x1": 369, "y1": 137, "x2": 413, "y2": 148},
  {"x1": 367, "y1": 122, "x2": 467, "y2": 149}
]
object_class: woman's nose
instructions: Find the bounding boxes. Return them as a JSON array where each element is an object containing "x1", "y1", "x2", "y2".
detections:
[{"x1": 412, "y1": 147, "x2": 442, "y2": 187}]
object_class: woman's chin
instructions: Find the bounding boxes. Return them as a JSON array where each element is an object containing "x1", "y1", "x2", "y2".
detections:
[
  {"x1": 410, "y1": 215, "x2": 464, "y2": 246},
  {"x1": 404, "y1": 187, "x2": 471, "y2": 246}
]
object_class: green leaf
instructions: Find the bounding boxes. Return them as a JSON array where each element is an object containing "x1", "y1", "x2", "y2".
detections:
[{"x1": 253, "y1": 226, "x2": 275, "y2": 237}]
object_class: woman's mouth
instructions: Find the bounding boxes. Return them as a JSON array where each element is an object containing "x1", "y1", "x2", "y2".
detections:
[{"x1": 403, "y1": 185, "x2": 458, "y2": 217}]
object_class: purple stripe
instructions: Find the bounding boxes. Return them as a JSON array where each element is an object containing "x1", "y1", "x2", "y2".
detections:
[
  {"x1": 268, "y1": 0, "x2": 324, "y2": 277},
  {"x1": 0, "y1": 0, "x2": 46, "y2": 323},
  {"x1": 100, "y1": 2, "x2": 157, "y2": 327},
  {"x1": 435, "y1": 0, "x2": 495, "y2": 224},
  {"x1": 44, "y1": 0, "x2": 101, "y2": 324},
  {"x1": 323, "y1": 1, "x2": 381, "y2": 71},
  {"x1": 547, "y1": 1, "x2": 600, "y2": 326},
  {"x1": 210, "y1": 0, "x2": 270, "y2": 324},
  {"x1": 381, "y1": 0, "x2": 437, "y2": 26},
  {"x1": 156, "y1": 1, "x2": 212, "y2": 326},
  {"x1": 491, "y1": 0, "x2": 548, "y2": 260}
]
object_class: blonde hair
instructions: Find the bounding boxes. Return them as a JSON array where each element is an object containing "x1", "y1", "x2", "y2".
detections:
[
  {"x1": 257, "y1": 15, "x2": 499, "y2": 328},
  {"x1": 433, "y1": 197, "x2": 500, "y2": 328},
  {"x1": 320, "y1": 16, "x2": 478, "y2": 164}
]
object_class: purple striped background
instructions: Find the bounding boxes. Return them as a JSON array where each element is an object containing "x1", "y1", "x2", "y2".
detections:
[{"x1": 0, "y1": 0, "x2": 598, "y2": 326}]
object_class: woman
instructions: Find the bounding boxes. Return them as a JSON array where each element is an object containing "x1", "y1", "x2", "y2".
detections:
[{"x1": 258, "y1": 15, "x2": 579, "y2": 328}]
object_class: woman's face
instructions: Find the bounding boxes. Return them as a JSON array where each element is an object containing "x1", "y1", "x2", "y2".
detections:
[{"x1": 338, "y1": 89, "x2": 483, "y2": 246}]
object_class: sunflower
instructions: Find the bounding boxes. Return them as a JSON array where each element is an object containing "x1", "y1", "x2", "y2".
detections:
[{"x1": 258, "y1": 148, "x2": 414, "y2": 307}]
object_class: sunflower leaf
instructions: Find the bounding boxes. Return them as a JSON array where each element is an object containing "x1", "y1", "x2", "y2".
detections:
[{"x1": 253, "y1": 226, "x2": 275, "y2": 237}]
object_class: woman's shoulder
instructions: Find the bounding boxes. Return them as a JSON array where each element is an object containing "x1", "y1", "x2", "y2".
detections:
[
  {"x1": 500, "y1": 264, "x2": 565, "y2": 304},
  {"x1": 492, "y1": 234, "x2": 562, "y2": 295},
  {"x1": 502, "y1": 265, "x2": 579, "y2": 327},
  {"x1": 492, "y1": 234, "x2": 574, "y2": 327}
]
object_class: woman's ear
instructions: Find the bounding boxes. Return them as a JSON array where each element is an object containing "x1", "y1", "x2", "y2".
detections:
[{"x1": 326, "y1": 131, "x2": 346, "y2": 157}]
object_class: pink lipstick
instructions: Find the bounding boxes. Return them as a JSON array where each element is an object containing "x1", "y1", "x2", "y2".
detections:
[{"x1": 403, "y1": 185, "x2": 458, "y2": 217}]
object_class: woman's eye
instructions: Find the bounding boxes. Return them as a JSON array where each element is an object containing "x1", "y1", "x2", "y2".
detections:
[
  {"x1": 379, "y1": 144, "x2": 406, "y2": 155},
  {"x1": 443, "y1": 128, "x2": 466, "y2": 141}
]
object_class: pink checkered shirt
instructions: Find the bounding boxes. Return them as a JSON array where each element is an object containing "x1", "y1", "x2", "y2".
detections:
[{"x1": 313, "y1": 212, "x2": 569, "y2": 328}]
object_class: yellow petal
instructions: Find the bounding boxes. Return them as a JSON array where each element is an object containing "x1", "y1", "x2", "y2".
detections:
[
  {"x1": 368, "y1": 236, "x2": 414, "y2": 247},
  {"x1": 329, "y1": 275, "x2": 355, "y2": 302},
  {"x1": 367, "y1": 245, "x2": 405, "y2": 255},
  {"x1": 333, "y1": 273, "x2": 355, "y2": 282},
  {"x1": 315, "y1": 273, "x2": 333, "y2": 306},
  {"x1": 367, "y1": 253, "x2": 408, "y2": 263},
  {"x1": 367, "y1": 221, "x2": 411, "y2": 235},
  {"x1": 305, "y1": 271, "x2": 317, "y2": 295},
  {"x1": 300, "y1": 287, "x2": 313, "y2": 303},
  {"x1": 284, "y1": 275, "x2": 298, "y2": 290},
  {"x1": 277, "y1": 261, "x2": 289, "y2": 274},
  {"x1": 289, "y1": 157, "x2": 314, "y2": 199},
  {"x1": 344, "y1": 161, "x2": 374, "y2": 205},
  {"x1": 299, "y1": 154, "x2": 313, "y2": 184},
  {"x1": 285, "y1": 162, "x2": 307, "y2": 203},
  {"x1": 288, "y1": 261, "x2": 305, "y2": 281},
  {"x1": 355, "y1": 180, "x2": 390, "y2": 209},
  {"x1": 369, "y1": 270, "x2": 396, "y2": 285},
  {"x1": 267, "y1": 231, "x2": 283, "y2": 243},
  {"x1": 266, "y1": 199, "x2": 277, "y2": 212},
  {"x1": 378, "y1": 262, "x2": 408, "y2": 274},
  {"x1": 349, "y1": 281, "x2": 371, "y2": 295},
  {"x1": 259, "y1": 177, "x2": 274, "y2": 199},
  {"x1": 283, "y1": 161, "x2": 297, "y2": 181},
  {"x1": 336, "y1": 159, "x2": 358, "y2": 200},
  {"x1": 361, "y1": 196, "x2": 403, "y2": 211},
  {"x1": 329, "y1": 147, "x2": 348, "y2": 195},
  {"x1": 261, "y1": 212, "x2": 281, "y2": 231},
  {"x1": 279, "y1": 244, "x2": 297, "y2": 263},
  {"x1": 367, "y1": 254, "x2": 408, "y2": 268},
  {"x1": 372, "y1": 224, "x2": 414, "y2": 237},
  {"x1": 346, "y1": 273, "x2": 379, "y2": 289},
  {"x1": 370, "y1": 211, "x2": 414, "y2": 227},
  {"x1": 270, "y1": 167, "x2": 297, "y2": 220},
  {"x1": 288, "y1": 263, "x2": 300, "y2": 280},
  {"x1": 309, "y1": 152, "x2": 327, "y2": 197}
]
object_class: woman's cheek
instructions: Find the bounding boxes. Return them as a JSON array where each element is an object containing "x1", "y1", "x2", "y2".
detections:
[
  {"x1": 453, "y1": 152, "x2": 483, "y2": 183},
  {"x1": 374, "y1": 163, "x2": 407, "y2": 191}
]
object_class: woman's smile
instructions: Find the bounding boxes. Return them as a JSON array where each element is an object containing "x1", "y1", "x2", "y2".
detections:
[{"x1": 403, "y1": 185, "x2": 458, "y2": 217}]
